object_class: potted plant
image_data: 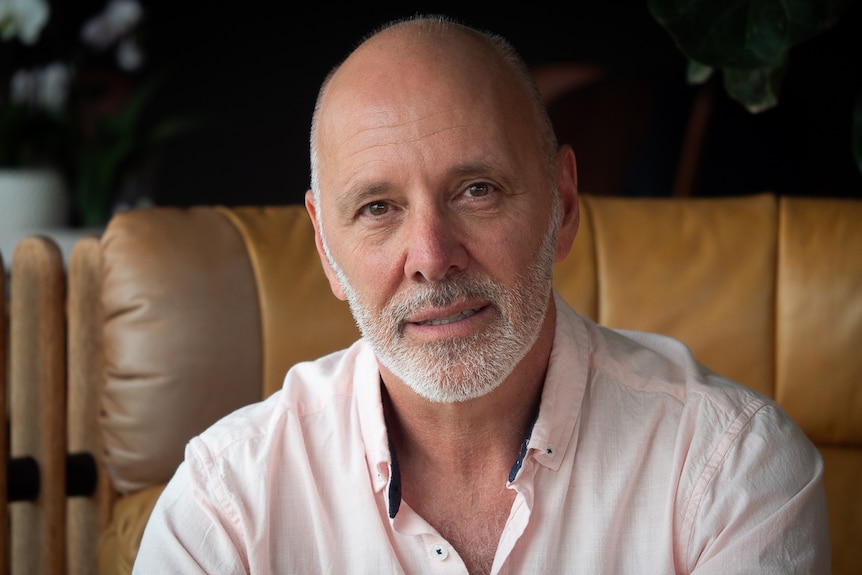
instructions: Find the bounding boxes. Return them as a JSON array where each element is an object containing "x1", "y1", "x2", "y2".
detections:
[{"x1": 0, "y1": 0, "x2": 202, "y2": 228}]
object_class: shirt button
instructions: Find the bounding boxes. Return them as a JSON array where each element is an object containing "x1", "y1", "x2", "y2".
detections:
[{"x1": 432, "y1": 544, "x2": 449, "y2": 560}]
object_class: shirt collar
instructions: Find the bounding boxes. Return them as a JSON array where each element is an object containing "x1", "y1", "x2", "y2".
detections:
[
  {"x1": 523, "y1": 292, "x2": 591, "y2": 473},
  {"x1": 355, "y1": 291, "x2": 592, "y2": 512}
]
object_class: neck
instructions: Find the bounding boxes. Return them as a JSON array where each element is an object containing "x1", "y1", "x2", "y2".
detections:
[
  {"x1": 382, "y1": 385, "x2": 540, "y2": 478},
  {"x1": 380, "y1": 301, "x2": 556, "y2": 475}
]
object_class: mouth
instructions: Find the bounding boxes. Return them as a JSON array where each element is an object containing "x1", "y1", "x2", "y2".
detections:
[{"x1": 413, "y1": 307, "x2": 484, "y2": 326}]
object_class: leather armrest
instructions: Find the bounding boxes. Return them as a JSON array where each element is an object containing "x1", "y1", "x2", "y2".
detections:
[{"x1": 98, "y1": 484, "x2": 165, "y2": 575}]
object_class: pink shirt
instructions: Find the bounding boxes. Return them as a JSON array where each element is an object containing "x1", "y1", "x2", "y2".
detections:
[{"x1": 134, "y1": 293, "x2": 830, "y2": 574}]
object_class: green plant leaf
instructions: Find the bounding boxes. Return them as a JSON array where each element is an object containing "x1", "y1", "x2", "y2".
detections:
[
  {"x1": 649, "y1": 0, "x2": 853, "y2": 115},
  {"x1": 687, "y1": 60, "x2": 714, "y2": 85},
  {"x1": 722, "y1": 64, "x2": 786, "y2": 113},
  {"x1": 648, "y1": 0, "x2": 849, "y2": 70},
  {"x1": 0, "y1": 104, "x2": 71, "y2": 168},
  {"x1": 71, "y1": 71, "x2": 211, "y2": 227}
]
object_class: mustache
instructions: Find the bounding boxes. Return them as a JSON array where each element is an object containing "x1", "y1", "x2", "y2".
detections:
[{"x1": 385, "y1": 276, "x2": 500, "y2": 324}]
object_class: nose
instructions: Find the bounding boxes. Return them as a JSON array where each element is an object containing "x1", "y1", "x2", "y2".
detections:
[{"x1": 403, "y1": 208, "x2": 468, "y2": 283}]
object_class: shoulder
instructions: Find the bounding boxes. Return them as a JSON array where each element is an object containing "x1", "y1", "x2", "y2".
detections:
[
  {"x1": 559, "y1": 308, "x2": 814, "y2": 457},
  {"x1": 551, "y1": 302, "x2": 828, "y2": 570},
  {"x1": 587, "y1": 319, "x2": 761, "y2": 414},
  {"x1": 583, "y1": 319, "x2": 821, "y2": 478},
  {"x1": 187, "y1": 339, "x2": 376, "y2": 465}
]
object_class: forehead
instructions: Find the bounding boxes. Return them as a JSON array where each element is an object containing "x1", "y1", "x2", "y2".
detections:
[{"x1": 315, "y1": 31, "x2": 539, "y2": 195}]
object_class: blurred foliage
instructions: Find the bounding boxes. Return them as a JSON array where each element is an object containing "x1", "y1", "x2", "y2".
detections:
[{"x1": 648, "y1": 0, "x2": 861, "y2": 174}]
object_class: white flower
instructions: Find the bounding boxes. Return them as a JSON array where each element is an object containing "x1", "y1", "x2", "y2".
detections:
[
  {"x1": 10, "y1": 67, "x2": 36, "y2": 103},
  {"x1": 10, "y1": 62, "x2": 71, "y2": 111},
  {"x1": 37, "y1": 62, "x2": 71, "y2": 110},
  {"x1": 80, "y1": 0, "x2": 142, "y2": 49},
  {"x1": 116, "y1": 36, "x2": 143, "y2": 71},
  {"x1": 0, "y1": 0, "x2": 49, "y2": 44}
]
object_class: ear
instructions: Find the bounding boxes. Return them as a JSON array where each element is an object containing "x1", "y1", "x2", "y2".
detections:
[
  {"x1": 305, "y1": 189, "x2": 348, "y2": 301},
  {"x1": 553, "y1": 145, "x2": 580, "y2": 262}
]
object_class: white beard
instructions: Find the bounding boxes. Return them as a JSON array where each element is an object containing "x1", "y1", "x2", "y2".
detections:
[{"x1": 325, "y1": 214, "x2": 558, "y2": 403}]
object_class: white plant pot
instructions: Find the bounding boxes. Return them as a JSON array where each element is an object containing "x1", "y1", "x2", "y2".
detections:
[{"x1": 0, "y1": 168, "x2": 70, "y2": 232}]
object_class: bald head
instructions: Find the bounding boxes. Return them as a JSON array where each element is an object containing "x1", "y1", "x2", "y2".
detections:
[{"x1": 309, "y1": 16, "x2": 558, "y2": 200}]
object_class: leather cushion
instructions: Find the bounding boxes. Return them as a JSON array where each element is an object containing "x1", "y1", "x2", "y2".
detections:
[
  {"x1": 583, "y1": 193, "x2": 777, "y2": 396},
  {"x1": 776, "y1": 197, "x2": 862, "y2": 446},
  {"x1": 99, "y1": 208, "x2": 262, "y2": 493}
]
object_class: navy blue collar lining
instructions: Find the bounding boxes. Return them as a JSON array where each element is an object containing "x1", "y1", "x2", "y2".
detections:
[
  {"x1": 386, "y1": 428, "x2": 402, "y2": 519},
  {"x1": 508, "y1": 406, "x2": 540, "y2": 482}
]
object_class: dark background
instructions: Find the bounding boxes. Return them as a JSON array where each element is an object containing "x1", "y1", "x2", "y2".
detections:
[{"x1": 9, "y1": 2, "x2": 862, "y2": 210}]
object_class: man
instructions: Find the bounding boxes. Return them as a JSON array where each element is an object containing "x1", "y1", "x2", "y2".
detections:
[{"x1": 134, "y1": 15, "x2": 830, "y2": 574}]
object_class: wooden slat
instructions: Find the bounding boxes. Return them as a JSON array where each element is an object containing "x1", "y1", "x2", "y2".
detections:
[
  {"x1": 67, "y1": 236, "x2": 115, "y2": 575},
  {"x1": 9, "y1": 237, "x2": 67, "y2": 575},
  {"x1": 0, "y1": 251, "x2": 9, "y2": 573}
]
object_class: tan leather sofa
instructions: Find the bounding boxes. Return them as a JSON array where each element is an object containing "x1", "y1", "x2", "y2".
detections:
[{"x1": 3, "y1": 193, "x2": 860, "y2": 574}]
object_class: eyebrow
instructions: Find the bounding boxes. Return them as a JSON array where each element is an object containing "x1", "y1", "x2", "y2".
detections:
[
  {"x1": 450, "y1": 160, "x2": 498, "y2": 179},
  {"x1": 333, "y1": 159, "x2": 505, "y2": 218},
  {"x1": 335, "y1": 181, "x2": 394, "y2": 220}
]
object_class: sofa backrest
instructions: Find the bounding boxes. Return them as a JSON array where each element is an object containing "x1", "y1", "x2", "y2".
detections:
[
  {"x1": 90, "y1": 194, "x2": 862, "y2": 572},
  {"x1": 557, "y1": 193, "x2": 779, "y2": 395}
]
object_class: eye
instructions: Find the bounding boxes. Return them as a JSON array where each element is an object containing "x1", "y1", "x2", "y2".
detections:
[
  {"x1": 465, "y1": 183, "x2": 491, "y2": 198},
  {"x1": 363, "y1": 201, "x2": 389, "y2": 216}
]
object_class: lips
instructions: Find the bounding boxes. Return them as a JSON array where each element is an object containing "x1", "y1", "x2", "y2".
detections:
[{"x1": 413, "y1": 306, "x2": 483, "y2": 326}]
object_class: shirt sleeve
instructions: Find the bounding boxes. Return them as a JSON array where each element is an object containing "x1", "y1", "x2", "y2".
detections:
[
  {"x1": 132, "y1": 443, "x2": 248, "y2": 574},
  {"x1": 684, "y1": 402, "x2": 831, "y2": 574}
]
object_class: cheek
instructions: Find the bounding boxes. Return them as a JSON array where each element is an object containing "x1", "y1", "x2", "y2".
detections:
[
  {"x1": 470, "y1": 216, "x2": 549, "y2": 277},
  {"x1": 462, "y1": 240, "x2": 525, "y2": 291},
  {"x1": 333, "y1": 245, "x2": 401, "y2": 304}
]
